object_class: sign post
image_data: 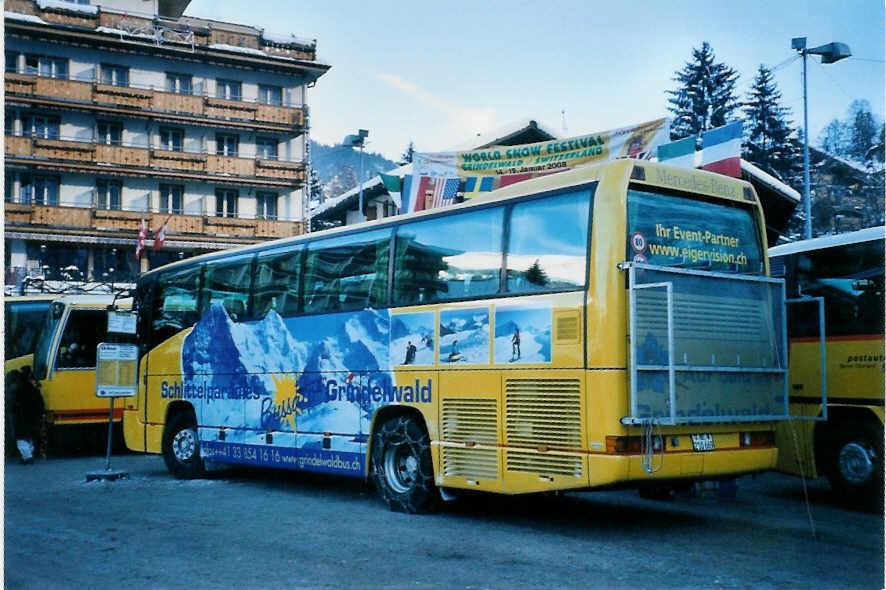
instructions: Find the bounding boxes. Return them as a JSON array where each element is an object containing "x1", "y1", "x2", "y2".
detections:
[{"x1": 86, "y1": 341, "x2": 138, "y2": 482}]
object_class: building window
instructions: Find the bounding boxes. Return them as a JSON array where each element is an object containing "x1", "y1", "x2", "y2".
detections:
[
  {"x1": 25, "y1": 54, "x2": 67, "y2": 79},
  {"x1": 166, "y1": 72, "x2": 192, "y2": 95},
  {"x1": 216, "y1": 134, "x2": 239, "y2": 157},
  {"x1": 215, "y1": 189, "x2": 238, "y2": 218},
  {"x1": 216, "y1": 79, "x2": 241, "y2": 101},
  {"x1": 24, "y1": 175, "x2": 60, "y2": 206},
  {"x1": 256, "y1": 192, "x2": 277, "y2": 220},
  {"x1": 258, "y1": 84, "x2": 283, "y2": 106},
  {"x1": 100, "y1": 64, "x2": 129, "y2": 87},
  {"x1": 5, "y1": 112, "x2": 14, "y2": 136},
  {"x1": 22, "y1": 114, "x2": 60, "y2": 139},
  {"x1": 159, "y1": 184, "x2": 184, "y2": 214},
  {"x1": 5, "y1": 173, "x2": 14, "y2": 203},
  {"x1": 159, "y1": 127, "x2": 184, "y2": 152},
  {"x1": 255, "y1": 137, "x2": 278, "y2": 160},
  {"x1": 97, "y1": 121, "x2": 122, "y2": 145},
  {"x1": 6, "y1": 51, "x2": 18, "y2": 73},
  {"x1": 96, "y1": 180, "x2": 122, "y2": 210}
]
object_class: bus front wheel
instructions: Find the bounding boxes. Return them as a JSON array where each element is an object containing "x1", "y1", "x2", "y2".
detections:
[
  {"x1": 825, "y1": 421, "x2": 883, "y2": 506},
  {"x1": 162, "y1": 412, "x2": 205, "y2": 479},
  {"x1": 371, "y1": 416, "x2": 438, "y2": 513}
]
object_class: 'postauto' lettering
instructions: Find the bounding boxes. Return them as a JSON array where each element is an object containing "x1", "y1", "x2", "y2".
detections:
[{"x1": 326, "y1": 378, "x2": 432, "y2": 403}]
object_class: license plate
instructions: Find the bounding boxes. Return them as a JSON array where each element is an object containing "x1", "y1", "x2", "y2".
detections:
[{"x1": 691, "y1": 433, "x2": 715, "y2": 452}]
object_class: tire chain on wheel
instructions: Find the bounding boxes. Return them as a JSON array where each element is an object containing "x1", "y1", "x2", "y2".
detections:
[{"x1": 372, "y1": 416, "x2": 437, "y2": 514}]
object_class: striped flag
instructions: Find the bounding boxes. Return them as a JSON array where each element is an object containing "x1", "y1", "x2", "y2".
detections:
[
  {"x1": 657, "y1": 134, "x2": 698, "y2": 168},
  {"x1": 702, "y1": 122, "x2": 743, "y2": 177},
  {"x1": 379, "y1": 173, "x2": 402, "y2": 210},
  {"x1": 431, "y1": 177, "x2": 460, "y2": 208},
  {"x1": 135, "y1": 217, "x2": 147, "y2": 260}
]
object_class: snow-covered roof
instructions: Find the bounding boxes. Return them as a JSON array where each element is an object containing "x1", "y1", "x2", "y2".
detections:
[
  {"x1": 262, "y1": 31, "x2": 315, "y2": 48},
  {"x1": 768, "y1": 225, "x2": 884, "y2": 257},
  {"x1": 311, "y1": 162, "x2": 412, "y2": 217},
  {"x1": 810, "y1": 146, "x2": 879, "y2": 176},
  {"x1": 740, "y1": 160, "x2": 801, "y2": 203},
  {"x1": 37, "y1": 0, "x2": 98, "y2": 14},
  {"x1": 5, "y1": 11, "x2": 47, "y2": 24}
]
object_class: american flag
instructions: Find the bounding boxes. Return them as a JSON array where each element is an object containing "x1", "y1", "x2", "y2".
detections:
[{"x1": 431, "y1": 177, "x2": 460, "y2": 209}]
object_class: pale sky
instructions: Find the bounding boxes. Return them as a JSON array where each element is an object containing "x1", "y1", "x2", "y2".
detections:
[{"x1": 187, "y1": 0, "x2": 885, "y2": 161}]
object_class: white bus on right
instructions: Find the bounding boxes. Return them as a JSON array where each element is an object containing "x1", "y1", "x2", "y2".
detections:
[{"x1": 770, "y1": 226, "x2": 884, "y2": 507}]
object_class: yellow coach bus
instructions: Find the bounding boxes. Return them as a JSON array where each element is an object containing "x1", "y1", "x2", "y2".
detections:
[
  {"x1": 771, "y1": 227, "x2": 884, "y2": 505},
  {"x1": 123, "y1": 159, "x2": 789, "y2": 512}
]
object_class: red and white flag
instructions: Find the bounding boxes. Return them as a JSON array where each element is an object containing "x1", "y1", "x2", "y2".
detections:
[
  {"x1": 135, "y1": 218, "x2": 148, "y2": 260},
  {"x1": 153, "y1": 217, "x2": 170, "y2": 251}
]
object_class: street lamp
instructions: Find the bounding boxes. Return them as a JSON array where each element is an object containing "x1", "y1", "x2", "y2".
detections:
[
  {"x1": 343, "y1": 129, "x2": 369, "y2": 222},
  {"x1": 792, "y1": 37, "x2": 851, "y2": 239}
]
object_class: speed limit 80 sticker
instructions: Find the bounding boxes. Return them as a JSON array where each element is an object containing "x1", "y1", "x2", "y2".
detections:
[{"x1": 630, "y1": 232, "x2": 647, "y2": 253}]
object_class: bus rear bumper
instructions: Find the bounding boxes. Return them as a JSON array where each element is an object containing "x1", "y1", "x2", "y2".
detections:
[{"x1": 589, "y1": 447, "x2": 778, "y2": 488}]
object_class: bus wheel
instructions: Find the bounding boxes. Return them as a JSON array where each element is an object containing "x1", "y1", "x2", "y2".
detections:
[
  {"x1": 371, "y1": 416, "x2": 438, "y2": 514},
  {"x1": 162, "y1": 412, "x2": 205, "y2": 479},
  {"x1": 826, "y1": 422, "x2": 883, "y2": 506}
]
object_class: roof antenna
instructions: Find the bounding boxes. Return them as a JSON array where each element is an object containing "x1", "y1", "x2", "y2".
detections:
[{"x1": 561, "y1": 109, "x2": 568, "y2": 137}]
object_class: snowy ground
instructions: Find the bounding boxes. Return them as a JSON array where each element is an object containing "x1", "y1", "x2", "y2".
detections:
[{"x1": 4, "y1": 454, "x2": 883, "y2": 589}]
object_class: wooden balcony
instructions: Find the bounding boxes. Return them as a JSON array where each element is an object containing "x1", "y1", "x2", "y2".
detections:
[
  {"x1": 5, "y1": 73, "x2": 306, "y2": 130},
  {"x1": 5, "y1": 202, "x2": 305, "y2": 240},
  {"x1": 7, "y1": 137, "x2": 305, "y2": 186}
]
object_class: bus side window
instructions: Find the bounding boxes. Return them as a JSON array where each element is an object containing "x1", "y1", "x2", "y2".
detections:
[
  {"x1": 393, "y1": 207, "x2": 503, "y2": 305},
  {"x1": 303, "y1": 229, "x2": 390, "y2": 314},
  {"x1": 200, "y1": 256, "x2": 254, "y2": 322},
  {"x1": 506, "y1": 190, "x2": 591, "y2": 293},
  {"x1": 152, "y1": 265, "x2": 202, "y2": 345},
  {"x1": 56, "y1": 310, "x2": 107, "y2": 369},
  {"x1": 254, "y1": 247, "x2": 302, "y2": 318}
]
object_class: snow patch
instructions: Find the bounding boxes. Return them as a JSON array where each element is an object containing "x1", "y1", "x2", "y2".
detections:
[
  {"x1": 5, "y1": 11, "x2": 47, "y2": 24},
  {"x1": 37, "y1": 0, "x2": 98, "y2": 14}
]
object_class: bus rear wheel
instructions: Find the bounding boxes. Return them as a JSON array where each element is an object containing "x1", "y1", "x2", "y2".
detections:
[
  {"x1": 162, "y1": 412, "x2": 205, "y2": 479},
  {"x1": 825, "y1": 422, "x2": 883, "y2": 506},
  {"x1": 371, "y1": 416, "x2": 438, "y2": 513}
]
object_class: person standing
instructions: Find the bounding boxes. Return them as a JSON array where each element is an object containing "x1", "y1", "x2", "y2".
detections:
[{"x1": 512, "y1": 326, "x2": 521, "y2": 360}]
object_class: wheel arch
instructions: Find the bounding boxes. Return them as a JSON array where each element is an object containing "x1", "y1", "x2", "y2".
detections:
[
  {"x1": 164, "y1": 401, "x2": 197, "y2": 432},
  {"x1": 365, "y1": 405, "x2": 430, "y2": 479},
  {"x1": 814, "y1": 405, "x2": 883, "y2": 473}
]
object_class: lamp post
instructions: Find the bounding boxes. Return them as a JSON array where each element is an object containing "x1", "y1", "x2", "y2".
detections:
[
  {"x1": 343, "y1": 129, "x2": 369, "y2": 222},
  {"x1": 792, "y1": 37, "x2": 851, "y2": 239}
]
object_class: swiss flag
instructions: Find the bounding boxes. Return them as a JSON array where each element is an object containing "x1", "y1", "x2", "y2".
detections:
[
  {"x1": 135, "y1": 218, "x2": 148, "y2": 260},
  {"x1": 153, "y1": 217, "x2": 170, "y2": 251}
]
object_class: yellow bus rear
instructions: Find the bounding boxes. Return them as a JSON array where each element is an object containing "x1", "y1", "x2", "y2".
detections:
[{"x1": 124, "y1": 159, "x2": 785, "y2": 512}]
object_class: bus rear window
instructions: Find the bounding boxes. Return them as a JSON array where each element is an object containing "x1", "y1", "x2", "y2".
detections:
[{"x1": 627, "y1": 189, "x2": 763, "y2": 274}]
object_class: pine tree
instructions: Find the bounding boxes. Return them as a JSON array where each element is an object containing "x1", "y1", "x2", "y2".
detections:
[
  {"x1": 307, "y1": 167, "x2": 323, "y2": 203},
  {"x1": 400, "y1": 141, "x2": 415, "y2": 165},
  {"x1": 666, "y1": 42, "x2": 741, "y2": 143},
  {"x1": 848, "y1": 99, "x2": 878, "y2": 163},
  {"x1": 525, "y1": 259, "x2": 549, "y2": 287},
  {"x1": 742, "y1": 65, "x2": 801, "y2": 181}
]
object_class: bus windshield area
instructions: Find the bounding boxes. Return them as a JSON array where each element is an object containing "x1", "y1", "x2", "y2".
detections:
[
  {"x1": 5, "y1": 301, "x2": 51, "y2": 360},
  {"x1": 627, "y1": 189, "x2": 763, "y2": 275}
]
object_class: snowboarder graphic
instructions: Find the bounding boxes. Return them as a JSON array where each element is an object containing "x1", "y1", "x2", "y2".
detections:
[
  {"x1": 511, "y1": 326, "x2": 521, "y2": 361},
  {"x1": 403, "y1": 340, "x2": 417, "y2": 365},
  {"x1": 447, "y1": 339, "x2": 461, "y2": 363}
]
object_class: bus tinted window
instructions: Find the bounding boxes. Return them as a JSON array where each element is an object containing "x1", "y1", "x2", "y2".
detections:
[
  {"x1": 507, "y1": 190, "x2": 591, "y2": 293},
  {"x1": 303, "y1": 228, "x2": 390, "y2": 313},
  {"x1": 254, "y1": 246, "x2": 302, "y2": 318},
  {"x1": 784, "y1": 239, "x2": 884, "y2": 338},
  {"x1": 200, "y1": 256, "x2": 253, "y2": 322},
  {"x1": 56, "y1": 309, "x2": 107, "y2": 369},
  {"x1": 153, "y1": 265, "x2": 201, "y2": 344},
  {"x1": 627, "y1": 190, "x2": 763, "y2": 274},
  {"x1": 4, "y1": 300, "x2": 51, "y2": 359},
  {"x1": 394, "y1": 207, "x2": 504, "y2": 305}
]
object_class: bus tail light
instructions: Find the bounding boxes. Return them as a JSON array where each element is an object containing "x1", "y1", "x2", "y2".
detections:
[
  {"x1": 740, "y1": 431, "x2": 775, "y2": 448},
  {"x1": 605, "y1": 435, "x2": 663, "y2": 454}
]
